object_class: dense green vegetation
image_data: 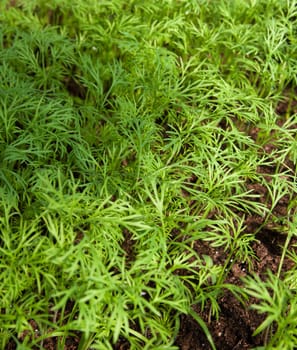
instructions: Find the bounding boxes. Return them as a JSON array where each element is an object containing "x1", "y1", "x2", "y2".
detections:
[{"x1": 0, "y1": 0, "x2": 297, "y2": 349}]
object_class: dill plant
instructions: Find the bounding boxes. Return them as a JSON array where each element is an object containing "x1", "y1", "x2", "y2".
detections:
[{"x1": 0, "y1": 0, "x2": 297, "y2": 349}]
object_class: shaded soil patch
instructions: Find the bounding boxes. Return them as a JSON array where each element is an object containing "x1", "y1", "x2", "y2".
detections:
[{"x1": 175, "y1": 293, "x2": 264, "y2": 350}]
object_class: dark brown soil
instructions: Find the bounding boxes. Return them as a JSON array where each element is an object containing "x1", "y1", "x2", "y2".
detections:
[{"x1": 174, "y1": 237, "x2": 290, "y2": 350}]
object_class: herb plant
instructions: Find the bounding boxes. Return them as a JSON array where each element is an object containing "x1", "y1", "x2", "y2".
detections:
[{"x1": 0, "y1": 0, "x2": 297, "y2": 349}]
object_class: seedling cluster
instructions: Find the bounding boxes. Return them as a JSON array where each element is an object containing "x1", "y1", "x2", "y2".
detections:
[{"x1": 0, "y1": 0, "x2": 297, "y2": 349}]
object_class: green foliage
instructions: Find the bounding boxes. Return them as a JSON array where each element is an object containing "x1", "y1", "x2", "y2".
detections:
[
  {"x1": 244, "y1": 270, "x2": 297, "y2": 350},
  {"x1": 0, "y1": 0, "x2": 297, "y2": 348}
]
